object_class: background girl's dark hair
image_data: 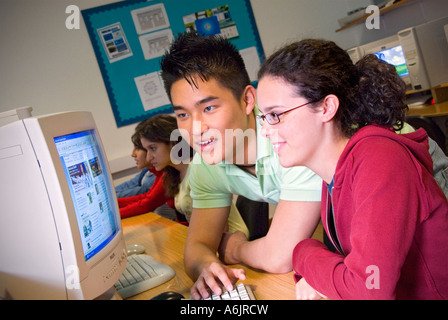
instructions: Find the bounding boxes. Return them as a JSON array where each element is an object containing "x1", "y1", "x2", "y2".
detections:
[
  {"x1": 131, "y1": 132, "x2": 144, "y2": 150},
  {"x1": 258, "y1": 39, "x2": 408, "y2": 137},
  {"x1": 135, "y1": 114, "x2": 194, "y2": 197},
  {"x1": 160, "y1": 31, "x2": 251, "y2": 102}
]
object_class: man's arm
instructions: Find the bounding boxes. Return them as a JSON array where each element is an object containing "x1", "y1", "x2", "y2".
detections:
[
  {"x1": 220, "y1": 199, "x2": 321, "y2": 273},
  {"x1": 184, "y1": 206, "x2": 246, "y2": 299}
]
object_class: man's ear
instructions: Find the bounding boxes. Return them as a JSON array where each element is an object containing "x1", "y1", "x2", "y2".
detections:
[
  {"x1": 242, "y1": 85, "x2": 257, "y2": 115},
  {"x1": 321, "y1": 94, "x2": 340, "y2": 123}
]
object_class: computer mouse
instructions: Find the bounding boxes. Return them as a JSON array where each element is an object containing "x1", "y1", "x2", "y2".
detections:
[
  {"x1": 126, "y1": 244, "x2": 146, "y2": 256},
  {"x1": 150, "y1": 291, "x2": 185, "y2": 300}
]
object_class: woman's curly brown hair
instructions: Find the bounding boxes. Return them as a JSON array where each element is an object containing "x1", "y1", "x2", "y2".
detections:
[{"x1": 258, "y1": 39, "x2": 408, "y2": 137}]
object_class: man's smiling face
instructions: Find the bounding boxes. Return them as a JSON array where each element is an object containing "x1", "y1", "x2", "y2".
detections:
[{"x1": 170, "y1": 76, "x2": 253, "y2": 165}]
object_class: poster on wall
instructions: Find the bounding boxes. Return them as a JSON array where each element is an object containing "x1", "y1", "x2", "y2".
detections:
[
  {"x1": 134, "y1": 72, "x2": 170, "y2": 111},
  {"x1": 183, "y1": 5, "x2": 239, "y2": 39},
  {"x1": 97, "y1": 23, "x2": 133, "y2": 63},
  {"x1": 139, "y1": 29, "x2": 174, "y2": 60},
  {"x1": 82, "y1": 0, "x2": 264, "y2": 127},
  {"x1": 131, "y1": 3, "x2": 170, "y2": 35}
]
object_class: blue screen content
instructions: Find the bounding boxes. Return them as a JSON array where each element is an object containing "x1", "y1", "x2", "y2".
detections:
[
  {"x1": 374, "y1": 45, "x2": 409, "y2": 77},
  {"x1": 54, "y1": 130, "x2": 118, "y2": 261}
]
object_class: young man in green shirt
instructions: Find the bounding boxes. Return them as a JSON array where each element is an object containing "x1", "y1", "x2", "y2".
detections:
[{"x1": 160, "y1": 32, "x2": 322, "y2": 299}]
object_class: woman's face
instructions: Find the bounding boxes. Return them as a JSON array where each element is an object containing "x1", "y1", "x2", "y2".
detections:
[
  {"x1": 131, "y1": 147, "x2": 150, "y2": 170},
  {"x1": 140, "y1": 137, "x2": 173, "y2": 171},
  {"x1": 257, "y1": 76, "x2": 322, "y2": 168}
]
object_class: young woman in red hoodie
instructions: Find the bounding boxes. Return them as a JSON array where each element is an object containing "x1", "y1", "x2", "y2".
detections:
[{"x1": 256, "y1": 39, "x2": 448, "y2": 299}]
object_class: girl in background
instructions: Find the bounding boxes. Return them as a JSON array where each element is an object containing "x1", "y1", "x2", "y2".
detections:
[
  {"x1": 115, "y1": 132, "x2": 155, "y2": 198},
  {"x1": 117, "y1": 118, "x2": 177, "y2": 221},
  {"x1": 129, "y1": 114, "x2": 192, "y2": 224}
]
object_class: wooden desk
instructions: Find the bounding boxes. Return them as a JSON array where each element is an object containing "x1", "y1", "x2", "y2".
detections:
[
  {"x1": 407, "y1": 100, "x2": 448, "y2": 117},
  {"x1": 120, "y1": 212, "x2": 296, "y2": 300}
]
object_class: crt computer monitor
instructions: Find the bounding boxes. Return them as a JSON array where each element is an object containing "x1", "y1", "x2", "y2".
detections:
[
  {"x1": 0, "y1": 110, "x2": 127, "y2": 299},
  {"x1": 347, "y1": 35, "x2": 411, "y2": 87},
  {"x1": 373, "y1": 45, "x2": 409, "y2": 78}
]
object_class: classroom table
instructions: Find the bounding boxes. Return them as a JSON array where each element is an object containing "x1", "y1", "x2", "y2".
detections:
[
  {"x1": 120, "y1": 212, "x2": 296, "y2": 300},
  {"x1": 407, "y1": 100, "x2": 448, "y2": 117}
]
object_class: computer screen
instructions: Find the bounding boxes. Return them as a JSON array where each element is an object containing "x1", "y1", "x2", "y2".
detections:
[
  {"x1": 374, "y1": 45, "x2": 410, "y2": 78},
  {"x1": 54, "y1": 130, "x2": 118, "y2": 262},
  {"x1": 347, "y1": 35, "x2": 412, "y2": 88},
  {"x1": 0, "y1": 110, "x2": 126, "y2": 300}
]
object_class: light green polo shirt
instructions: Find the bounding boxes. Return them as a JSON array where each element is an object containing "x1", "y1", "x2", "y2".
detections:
[
  {"x1": 175, "y1": 164, "x2": 250, "y2": 238},
  {"x1": 188, "y1": 121, "x2": 323, "y2": 209}
]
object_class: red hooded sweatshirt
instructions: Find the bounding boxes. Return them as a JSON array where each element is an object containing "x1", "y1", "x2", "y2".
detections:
[
  {"x1": 293, "y1": 125, "x2": 448, "y2": 299},
  {"x1": 118, "y1": 168, "x2": 174, "y2": 219}
]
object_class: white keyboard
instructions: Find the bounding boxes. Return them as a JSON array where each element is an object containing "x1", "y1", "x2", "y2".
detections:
[
  {"x1": 202, "y1": 283, "x2": 256, "y2": 300},
  {"x1": 114, "y1": 254, "x2": 175, "y2": 299}
]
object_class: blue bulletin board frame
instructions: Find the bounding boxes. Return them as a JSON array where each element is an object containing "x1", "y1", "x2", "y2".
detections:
[{"x1": 82, "y1": 0, "x2": 265, "y2": 128}]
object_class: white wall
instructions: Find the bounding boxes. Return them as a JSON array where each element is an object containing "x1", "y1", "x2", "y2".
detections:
[
  {"x1": 1, "y1": 0, "x2": 447, "y2": 176},
  {"x1": 0, "y1": 0, "x2": 136, "y2": 172},
  {"x1": 251, "y1": 0, "x2": 448, "y2": 54},
  {"x1": 345, "y1": 0, "x2": 448, "y2": 47},
  {"x1": 250, "y1": 0, "x2": 359, "y2": 55}
]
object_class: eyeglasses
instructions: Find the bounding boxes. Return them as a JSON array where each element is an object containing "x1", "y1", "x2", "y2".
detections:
[{"x1": 256, "y1": 100, "x2": 315, "y2": 126}]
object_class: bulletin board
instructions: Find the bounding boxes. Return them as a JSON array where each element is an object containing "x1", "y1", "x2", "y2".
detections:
[{"x1": 82, "y1": 0, "x2": 264, "y2": 128}]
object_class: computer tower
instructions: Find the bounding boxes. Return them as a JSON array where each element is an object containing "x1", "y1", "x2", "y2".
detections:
[{"x1": 398, "y1": 17, "x2": 448, "y2": 91}]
